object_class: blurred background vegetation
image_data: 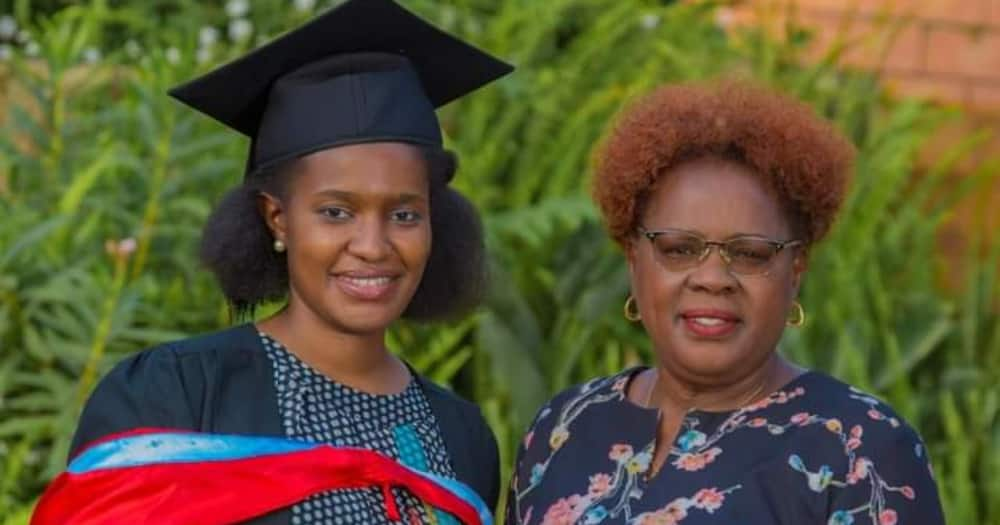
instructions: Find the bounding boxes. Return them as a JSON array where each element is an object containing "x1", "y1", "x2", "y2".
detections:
[{"x1": 0, "y1": 0, "x2": 997, "y2": 523}]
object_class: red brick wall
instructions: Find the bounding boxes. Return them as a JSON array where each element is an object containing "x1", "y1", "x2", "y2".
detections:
[{"x1": 727, "y1": 0, "x2": 1000, "y2": 112}]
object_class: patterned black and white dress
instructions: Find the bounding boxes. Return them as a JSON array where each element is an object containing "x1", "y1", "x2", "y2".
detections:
[{"x1": 260, "y1": 333, "x2": 458, "y2": 525}]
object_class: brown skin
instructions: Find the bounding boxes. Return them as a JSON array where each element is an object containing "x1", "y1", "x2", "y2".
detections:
[
  {"x1": 624, "y1": 157, "x2": 807, "y2": 476},
  {"x1": 256, "y1": 142, "x2": 432, "y2": 395}
]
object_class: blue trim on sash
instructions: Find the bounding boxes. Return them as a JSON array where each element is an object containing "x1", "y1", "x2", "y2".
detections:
[{"x1": 69, "y1": 433, "x2": 318, "y2": 473}]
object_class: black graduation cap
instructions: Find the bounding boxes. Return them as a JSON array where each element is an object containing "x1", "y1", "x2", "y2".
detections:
[{"x1": 168, "y1": 0, "x2": 513, "y2": 176}]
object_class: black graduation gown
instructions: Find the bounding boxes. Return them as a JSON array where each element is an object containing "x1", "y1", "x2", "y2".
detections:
[{"x1": 69, "y1": 323, "x2": 500, "y2": 524}]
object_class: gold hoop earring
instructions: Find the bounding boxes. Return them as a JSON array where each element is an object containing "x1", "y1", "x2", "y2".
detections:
[
  {"x1": 787, "y1": 301, "x2": 805, "y2": 327},
  {"x1": 273, "y1": 239, "x2": 286, "y2": 253},
  {"x1": 624, "y1": 295, "x2": 641, "y2": 322}
]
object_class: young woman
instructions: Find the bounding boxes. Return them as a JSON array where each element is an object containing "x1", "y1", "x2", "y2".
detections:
[{"x1": 48, "y1": 1, "x2": 512, "y2": 524}]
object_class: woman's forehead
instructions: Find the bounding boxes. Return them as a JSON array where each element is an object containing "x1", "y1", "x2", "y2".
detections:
[
  {"x1": 285, "y1": 144, "x2": 431, "y2": 202},
  {"x1": 643, "y1": 159, "x2": 790, "y2": 236}
]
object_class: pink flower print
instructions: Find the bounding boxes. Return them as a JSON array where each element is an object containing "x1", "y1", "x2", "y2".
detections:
[
  {"x1": 846, "y1": 426, "x2": 864, "y2": 451},
  {"x1": 524, "y1": 430, "x2": 534, "y2": 449},
  {"x1": 636, "y1": 513, "x2": 668, "y2": 525},
  {"x1": 673, "y1": 447, "x2": 722, "y2": 472},
  {"x1": 588, "y1": 473, "x2": 613, "y2": 498},
  {"x1": 549, "y1": 425, "x2": 570, "y2": 451},
  {"x1": 658, "y1": 499, "x2": 689, "y2": 522},
  {"x1": 609, "y1": 443, "x2": 634, "y2": 462},
  {"x1": 794, "y1": 387, "x2": 805, "y2": 395},
  {"x1": 637, "y1": 499, "x2": 689, "y2": 525},
  {"x1": 748, "y1": 417, "x2": 767, "y2": 427},
  {"x1": 693, "y1": 487, "x2": 726, "y2": 513},
  {"x1": 847, "y1": 458, "x2": 870, "y2": 484},
  {"x1": 541, "y1": 495, "x2": 586, "y2": 525},
  {"x1": 790, "y1": 412, "x2": 810, "y2": 425},
  {"x1": 868, "y1": 409, "x2": 885, "y2": 421},
  {"x1": 523, "y1": 507, "x2": 533, "y2": 525},
  {"x1": 612, "y1": 376, "x2": 628, "y2": 392},
  {"x1": 900, "y1": 486, "x2": 916, "y2": 500},
  {"x1": 541, "y1": 499, "x2": 574, "y2": 525},
  {"x1": 879, "y1": 509, "x2": 898, "y2": 525}
]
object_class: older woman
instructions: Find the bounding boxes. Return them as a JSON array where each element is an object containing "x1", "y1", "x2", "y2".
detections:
[{"x1": 505, "y1": 82, "x2": 945, "y2": 525}]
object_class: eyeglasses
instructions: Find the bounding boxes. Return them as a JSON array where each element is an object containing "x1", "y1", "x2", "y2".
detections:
[{"x1": 637, "y1": 227, "x2": 803, "y2": 276}]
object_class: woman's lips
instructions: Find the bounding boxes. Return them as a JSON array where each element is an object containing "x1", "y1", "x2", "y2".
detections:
[
  {"x1": 334, "y1": 273, "x2": 399, "y2": 301},
  {"x1": 679, "y1": 309, "x2": 741, "y2": 338}
]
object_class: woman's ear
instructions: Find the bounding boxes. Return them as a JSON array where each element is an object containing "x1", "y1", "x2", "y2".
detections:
[{"x1": 257, "y1": 192, "x2": 286, "y2": 242}]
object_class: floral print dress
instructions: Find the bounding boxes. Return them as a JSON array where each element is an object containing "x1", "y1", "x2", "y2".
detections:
[{"x1": 506, "y1": 368, "x2": 944, "y2": 525}]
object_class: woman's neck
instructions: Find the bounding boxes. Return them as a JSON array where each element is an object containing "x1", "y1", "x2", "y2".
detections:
[
  {"x1": 645, "y1": 354, "x2": 802, "y2": 413},
  {"x1": 255, "y1": 302, "x2": 410, "y2": 395}
]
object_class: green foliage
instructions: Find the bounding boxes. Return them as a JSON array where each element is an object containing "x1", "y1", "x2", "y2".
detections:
[{"x1": 0, "y1": 0, "x2": 997, "y2": 522}]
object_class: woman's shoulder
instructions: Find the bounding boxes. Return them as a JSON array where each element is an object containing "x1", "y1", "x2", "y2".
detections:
[
  {"x1": 104, "y1": 323, "x2": 263, "y2": 373},
  {"x1": 151, "y1": 322, "x2": 262, "y2": 357},
  {"x1": 71, "y1": 324, "x2": 266, "y2": 455},
  {"x1": 546, "y1": 367, "x2": 635, "y2": 409},
  {"x1": 769, "y1": 372, "x2": 943, "y2": 521},
  {"x1": 521, "y1": 368, "x2": 639, "y2": 439},
  {"x1": 772, "y1": 371, "x2": 929, "y2": 454},
  {"x1": 788, "y1": 372, "x2": 912, "y2": 425}
]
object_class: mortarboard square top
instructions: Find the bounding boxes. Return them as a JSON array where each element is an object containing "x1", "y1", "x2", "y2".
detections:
[{"x1": 168, "y1": 0, "x2": 513, "y2": 176}]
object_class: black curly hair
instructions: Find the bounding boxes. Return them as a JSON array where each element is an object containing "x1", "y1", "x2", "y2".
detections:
[{"x1": 199, "y1": 147, "x2": 486, "y2": 321}]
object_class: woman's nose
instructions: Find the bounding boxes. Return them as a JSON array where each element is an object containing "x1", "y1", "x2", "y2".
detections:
[
  {"x1": 347, "y1": 218, "x2": 391, "y2": 261},
  {"x1": 685, "y1": 247, "x2": 738, "y2": 294}
]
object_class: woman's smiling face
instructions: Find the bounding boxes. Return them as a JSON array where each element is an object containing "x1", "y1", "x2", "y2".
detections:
[
  {"x1": 627, "y1": 157, "x2": 806, "y2": 385},
  {"x1": 263, "y1": 142, "x2": 432, "y2": 335}
]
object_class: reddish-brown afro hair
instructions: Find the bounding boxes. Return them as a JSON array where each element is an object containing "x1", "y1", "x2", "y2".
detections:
[{"x1": 592, "y1": 80, "x2": 855, "y2": 248}]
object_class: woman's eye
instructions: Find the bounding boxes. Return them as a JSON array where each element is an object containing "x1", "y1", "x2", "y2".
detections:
[
  {"x1": 392, "y1": 210, "x2": 422, "y2": 223},
  {"x1": 660, "y1": 243, "x2": 698, "y2": 257},
  {"x1": 729, "y1": 241, "x2": 773, "y2": 262},
  {"x1": 319, "y1": 207, "x2": 350, "y2": 220}
]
